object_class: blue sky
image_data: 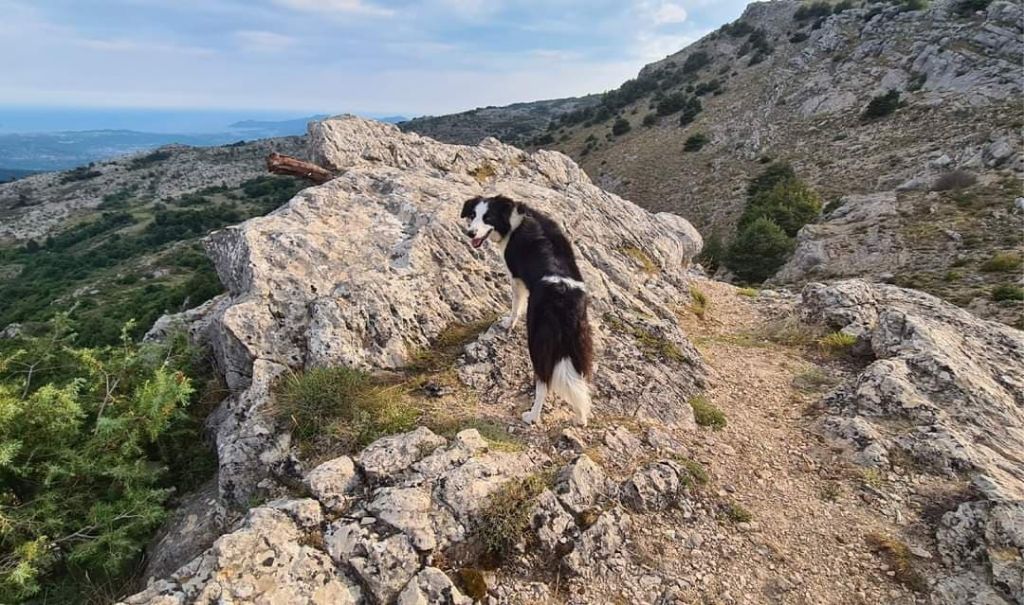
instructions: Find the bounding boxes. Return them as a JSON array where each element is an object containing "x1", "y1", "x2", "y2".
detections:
[{"x1": 0, "y1": 0, "x2": 750, "y2": 117}]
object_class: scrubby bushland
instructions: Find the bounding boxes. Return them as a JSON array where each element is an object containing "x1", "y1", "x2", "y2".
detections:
[
  {"x1": 0, "y1": 176, "x2": 303, "y2": 347},
  {"x1": 724, "y1": 217, "x2": 796, "y2": 283},
  {"x1": 0, "y1": 318, "x2": 214, "y2": 603}
]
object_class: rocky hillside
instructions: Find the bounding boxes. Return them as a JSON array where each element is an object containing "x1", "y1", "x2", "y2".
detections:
[
  {"x1": 119, "y1": 117, "x2": 1022, "y2": 605},
  {"x1": 404, "y1": 0, "x2": 1023, "y2": 326}
]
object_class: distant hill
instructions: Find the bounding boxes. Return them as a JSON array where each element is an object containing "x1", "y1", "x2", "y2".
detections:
[{"x1": 0, "y1": 168, "x2": 40, "y2": 182}]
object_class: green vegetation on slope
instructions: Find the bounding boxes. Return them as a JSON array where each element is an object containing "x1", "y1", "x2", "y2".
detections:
[
  {"x1": 0, "y1": 317, "x2": 217, "y2": 604},
  {"x1": 723, "y1": 162, "x2": 820, "y2": 282},
  {"x1": 0, "y1": 175, "x2": 303, "y2": 346}
]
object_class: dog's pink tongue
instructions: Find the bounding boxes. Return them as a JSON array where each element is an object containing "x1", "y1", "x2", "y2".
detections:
[{"x1": 471, "y1": 237, "x2": 485, "y2": 249}]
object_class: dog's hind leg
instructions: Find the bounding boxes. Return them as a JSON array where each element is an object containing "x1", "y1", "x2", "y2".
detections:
[
  {"x1": 501, "y1": 277, "x2": 528, "y2": 331},
  {"x1": 522, "y1": 380, "x2": 547, "y2": 425}
]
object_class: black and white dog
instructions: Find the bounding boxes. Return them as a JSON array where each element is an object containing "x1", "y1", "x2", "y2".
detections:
[{"x1": 460, "y1": 195, "x2": 594, "y2": 426}]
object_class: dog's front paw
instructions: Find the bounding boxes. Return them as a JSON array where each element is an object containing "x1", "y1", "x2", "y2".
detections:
[{"x1": 521, "y1": 411, "x2": 540, "y2": 425}]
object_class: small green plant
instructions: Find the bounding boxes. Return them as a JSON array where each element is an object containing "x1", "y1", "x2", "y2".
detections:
[
  {"x1": 642, "y1": 113, "x2": 658, "y2": 127},
  {"x1": 673, "y1": 456, "x2": 710, "y2": 487},
  {"x1": 980, "y1": 251, "x2": 1023, "y2": 273},
  {"x1": 683, "y1": 133, "x2": 710, "y2": 152},
  {"x1": 721, "y1": 501, "x2": 753, "y2": 523},
  {"x1": 944, "y1": 270, "x2": 963, "y2": 282},
  {"x1": 817, "y1": 331, "x2": 857, "y2": 354},
  {"x1": 476, "y1": 472, "x2": 551, "y2": 561},
  {"x1": 737, "y1": 287, "x2": 758, "y2": 298},
  {"x1": 689, "y1": 395, "x2": 727, "y2": 429},
  {"x1": 862, "y1": 90, "x2": 902, "y2": 120},
  {"x1": 992, "y1": 285, "x2": 1024, "y2": 302},
  {"x1": 689, "y1": 287, "x2": 709, "y2": 319}
]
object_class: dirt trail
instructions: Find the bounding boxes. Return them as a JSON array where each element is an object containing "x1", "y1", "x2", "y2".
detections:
[{"x1": 557, "y1": 278, "x2": 934, "y2": 604}]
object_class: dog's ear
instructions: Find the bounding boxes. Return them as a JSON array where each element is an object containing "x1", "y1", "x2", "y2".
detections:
[
  {"x1": 488, "y1": 195, "x2": 516, "y2": 217},
  {"x1": 461, "y1": 197, "x2": 481, "y2": 219}
]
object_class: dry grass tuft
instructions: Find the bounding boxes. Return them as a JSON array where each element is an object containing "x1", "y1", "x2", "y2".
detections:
[
  {"x1": 619, "y1": 245, "x2": 660, "y2": 274},
  {"x1": 865, "y1": 532, "x2": 928, "y2": 592},
  {"x1": 817, "y1": 331, "x2": 857, "y2": 354},
  {"x1": 476, "y1": 472, "x2": 552, "y2": 561},
  {"x1": 689, "y1": 287, "x2": 709, "y2": 319}
]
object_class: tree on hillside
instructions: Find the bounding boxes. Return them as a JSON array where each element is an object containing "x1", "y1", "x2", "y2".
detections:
[
  {"x1": 724, "y1": 217, "x2": 795, "y2": 282},
  {"x1": 739, "y1": 178, "x2": 821, "y2": 237}
]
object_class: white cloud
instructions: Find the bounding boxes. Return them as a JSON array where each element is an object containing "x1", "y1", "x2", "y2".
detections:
[
  {"x1": 75, "y1": 37, "x2": 217, "y2": 56},
  {"x1": 271, "y1": 0, "x2": 394, "y2": 17},
  {"x1": 632, "y1": 29, "x2": 705, "y2": 61},
  {"x1": 651, "y1": 3, "x2": 687, "y2": 24},
  {"x1": 234, "y1": 30, "x2": 296, "y2": 52}
]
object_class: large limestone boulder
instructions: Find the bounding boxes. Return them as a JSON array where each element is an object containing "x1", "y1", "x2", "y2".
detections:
[
  {"x1": 185, "y1": 116, "x2": 706, "y2": 505},
  {"x1": 800, "y1": 280, "x2": 1023, "y2": 603}
]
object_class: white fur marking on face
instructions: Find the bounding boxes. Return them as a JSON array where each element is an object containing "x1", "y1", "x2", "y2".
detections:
[
  {"x1": 509, "y1": 207, "x2": 524, "y2": 233},
  {"x1": 467, "y1": 200, "x2": 493, "y2": 248},
  {"x1": 541, "y1": 275, "x2": 586, "y2": 291}
]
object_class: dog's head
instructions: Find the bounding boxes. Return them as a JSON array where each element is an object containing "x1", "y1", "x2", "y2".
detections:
[{"x1": 460, "y1": 195, "x2": 518, "y2": 249}]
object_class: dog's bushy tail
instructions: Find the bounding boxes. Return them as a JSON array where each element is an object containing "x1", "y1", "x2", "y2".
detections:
[{"x1": 551, "y1": 357, "x2": 592, "y2": 426}]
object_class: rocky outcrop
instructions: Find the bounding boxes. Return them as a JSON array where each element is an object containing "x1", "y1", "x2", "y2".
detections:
[
  {"x1": 770, "y1": 192, "x2": 907, "y2": 284},
  {"x1": 182, "y1": 116, "x2": 706, "y2": 506},
  {"x1": 800, "y1": 280, "x2": 1023, "y2": 603},
  {"x1": 120, "y1": 428, "x2": 637, "y2": 604}
]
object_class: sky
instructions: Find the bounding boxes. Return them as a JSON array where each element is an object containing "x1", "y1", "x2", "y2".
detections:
[{"x1": 0, "y1": 0, "x2": 751, "y2": 118}]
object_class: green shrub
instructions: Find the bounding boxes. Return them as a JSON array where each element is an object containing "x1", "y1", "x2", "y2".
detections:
[
  {"x1": 698, "y1": 232, "x2": 725, "y2": 273},
  {"x1": 724, "y1": 218, "x2": 795, "y2": 283},
  {"x1": 642, "y1": 113, "x2": 658, "y2": 127},
  {"x1": 128, "y1": 150, "x2": 173, "y2": 170},
  {"x1": 794, "y1": 1, "x2": 832, "y2": 21},
  {"x1": 862, "y1": 90, "x2": 902, "y2": 120},
  {"x1": 900, "y1": 0, "x2": 928, "y2": 11},
  {"x1": 611, "y1": 118, "x2": 631, "y2": 136},
  {"x1": 980, "y1": 251, "x2": 1022, "y2": 273},
  {"x1": 272, "y1": 367, "x2": 417, "y2": 451},
  {"x1": 722, "y1": 501, "x2": 753, "y2": 523},
  {"x1": 992, "y1": 285, "x2": 1024, "y2": 301},
  {"x1": 739, "y1": 178, "x2": 822, "y2": 237},
  {"x1": 682, "y1": 51, "x2": 711, "y2": 74},
  {"x1": 689, "y1": 395, "x2": 727, "y2": 429},
  {"x1": 678, "y1": 98, "x2": 703, "y2": 126},
  {"x1": 683, "y1": 133, "x2": 710, "y2": 152},
  {"x1": 737, "y1": 287, "x2": 759, "y2": 298},
  {"x1": 0, "y1": 319, "x2": 211, "y2": 602},
  {"x1": 657, "y1": 92, "x2": 688, "y2": 116}
]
